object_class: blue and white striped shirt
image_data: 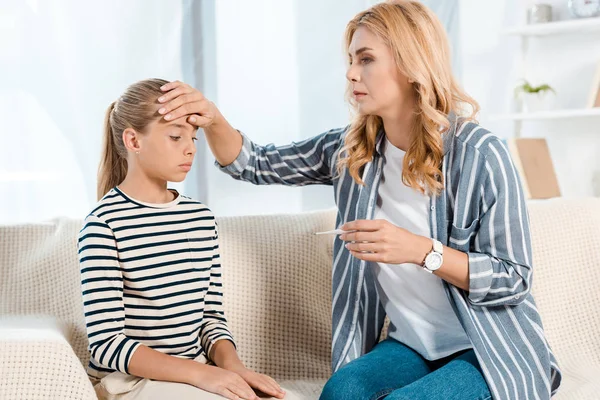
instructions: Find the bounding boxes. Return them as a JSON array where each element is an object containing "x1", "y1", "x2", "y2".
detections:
[
  {"x1": 78, "y1": 188, "x2": 234, "y2": 379},
  {"x1": 217, "y1": 118, "x2": 561, "y2": 400}
]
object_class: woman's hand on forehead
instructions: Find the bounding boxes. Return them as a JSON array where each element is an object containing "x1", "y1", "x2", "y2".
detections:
[{"x1": 157, "y1": 80, "x2": 217, "y2": 128}]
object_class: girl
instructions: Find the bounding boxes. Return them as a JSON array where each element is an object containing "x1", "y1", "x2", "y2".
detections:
[
  {"x1": 155, "y1": 1, "x2": 562, "y2": 399},
  {"x1": 78, "y1": 79, "x2": 286, "y2": 400}
]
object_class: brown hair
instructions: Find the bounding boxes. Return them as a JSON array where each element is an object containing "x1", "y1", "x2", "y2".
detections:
[
  {"x1": 98, "y1": 78, "x2": 169, "y2": 199},
  {"x1": 338, "y1": 0, "x2": 479, "y2": 195}
]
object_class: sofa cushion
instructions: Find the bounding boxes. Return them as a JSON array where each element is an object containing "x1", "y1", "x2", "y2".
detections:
[
  {"x1": 217, "y1": 209, "x2": 337, "y2": 381},
  {"x1": 527, "y1": 198, "x2": 600, "y2": 399}
]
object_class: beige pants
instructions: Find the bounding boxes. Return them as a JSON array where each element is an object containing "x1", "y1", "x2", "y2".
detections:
[{"x1": 94, "y1": 355, "x2": 305, "y2": 400}]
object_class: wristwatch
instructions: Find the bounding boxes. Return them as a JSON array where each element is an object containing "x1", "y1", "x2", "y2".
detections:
[{"x1": 422, "y1": 239, "x2": 443, "y2": 273}]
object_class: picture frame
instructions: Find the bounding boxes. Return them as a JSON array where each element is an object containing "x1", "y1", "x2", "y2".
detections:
[{"x1": 587, "y1": 61, "x2": 600, "y2": 108}]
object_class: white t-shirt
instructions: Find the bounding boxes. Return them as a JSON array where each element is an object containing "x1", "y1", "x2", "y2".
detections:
[{"x1": 373, "y1": 138, "x2": 471, "y2": 360}]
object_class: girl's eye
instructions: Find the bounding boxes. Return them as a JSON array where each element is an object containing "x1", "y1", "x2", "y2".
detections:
[
  {"x1": 170, "y1": 136, "x2": 181, "y2": 141},
  {"x1": 361, "y1": 57, "x2": 372, "y2": 64}
]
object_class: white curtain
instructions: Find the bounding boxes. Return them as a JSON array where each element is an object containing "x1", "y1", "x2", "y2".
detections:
[{"x1": 0, "y1": 0, "x2": 202, "y2": 224}]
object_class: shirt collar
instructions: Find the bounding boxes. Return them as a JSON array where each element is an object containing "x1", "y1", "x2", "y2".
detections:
[{"x1": 374, "y1": 111, "x2": 458, "y2": 157}]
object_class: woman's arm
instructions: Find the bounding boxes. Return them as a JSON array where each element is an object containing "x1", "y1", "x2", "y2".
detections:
[
  {"x1": 460, "y1": 137, "x2": 533, "y2": 307},
  {"x1": 339, "y1": 220, "x2": 469, "y2": 291},
  {"x1": 341, "y1": 137, "x2": 533, "y2": 307},
  {"x1": 157, "y1": 81, "x2": 344, "y2": 186}
]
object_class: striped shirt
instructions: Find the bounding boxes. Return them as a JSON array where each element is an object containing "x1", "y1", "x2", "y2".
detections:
[
  {"x1": 217, "y1": 117, "x2": 562, "y2": 400},
  {"x1": 78, "y1": 187, "x2": 234, "y2": 380}
]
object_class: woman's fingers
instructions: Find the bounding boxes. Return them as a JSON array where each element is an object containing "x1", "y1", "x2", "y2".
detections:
[
  {"x1": 163, "y1": 100, "x2": 212, "y2": 122},
  {"x1": 158, "y1": 82, "x2": 195, "y2": 103},
  {"x1": 348, "y1": 249, "x2": 383, "y2": 262},
  {"x1": 160, "y1": 97, "x2": 205, "y2": 121},
  {"x1": 159, "y1": 80, "x2": 188, "y2": 94},
  {"x1": 188, "y1": 114, "x2": 213, "y2": 128},
  {"x1": 158, "y1": 93, "x2": 197, "y2": 115},
  {"x1": 345, "y1": 241, "x2": 381, "y2": 253},
  {"x1": 340, "y1": 230, "x2": 381, "y2": 243}
]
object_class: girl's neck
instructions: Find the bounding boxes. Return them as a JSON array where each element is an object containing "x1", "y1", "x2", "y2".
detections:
[{"x1": 118, "y1": 166, "x2": 175, "y2": 204}]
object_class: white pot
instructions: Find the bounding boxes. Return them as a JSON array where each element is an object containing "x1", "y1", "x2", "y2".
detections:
[{"x1": 522, "y1": 92, "x2": 555, "y2": 113}]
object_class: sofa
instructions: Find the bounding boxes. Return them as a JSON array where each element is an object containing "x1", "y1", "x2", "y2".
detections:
[{"x1": 0, "y1": 198, "x2": 599, "y2": 399}]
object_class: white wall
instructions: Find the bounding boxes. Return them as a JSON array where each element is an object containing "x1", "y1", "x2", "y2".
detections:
[
  {"x1": 461, "y1": 0, "x2": 600, "y2": 197},
  {"x1": 0, "y1": 1, "x2": 189, "y2": 223}
]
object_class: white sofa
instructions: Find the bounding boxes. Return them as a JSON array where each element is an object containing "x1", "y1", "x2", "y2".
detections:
[{"x1": 1, "y1": 199, "x2": 599, "y2": 399}]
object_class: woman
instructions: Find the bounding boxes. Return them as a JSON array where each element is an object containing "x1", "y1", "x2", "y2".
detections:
[
  {"x1": 79, "y1": 78, "x2": 285, "y2": 400},
  {"x1": 156, "y1": 1, "x2": 561, "y2": 399}
]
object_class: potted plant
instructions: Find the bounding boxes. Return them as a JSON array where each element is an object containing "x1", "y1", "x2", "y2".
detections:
[{"x1": 514, "y1": 80, "x2": 556, "y2": 113}]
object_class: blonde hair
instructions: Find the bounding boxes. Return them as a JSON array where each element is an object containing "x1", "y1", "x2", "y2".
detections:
[
  {"x1": 98, "y1": 78, "x2": 169, "y2": 200},
  {"x1": 338, "y1": 0, "x2": 479, "y2": 195}
]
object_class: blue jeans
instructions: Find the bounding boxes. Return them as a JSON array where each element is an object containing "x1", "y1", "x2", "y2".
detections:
[{"x1": 320, "y1": 338, "x2": 491, "y2": 400}]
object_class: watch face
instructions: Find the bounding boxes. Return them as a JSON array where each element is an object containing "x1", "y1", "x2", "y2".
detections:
[
  {"x1": 569, "y1": 0, "x2": 600, "y2": 18},
  {"x1": 425, "y1": 252, "x2": 443, "y2": 271}
]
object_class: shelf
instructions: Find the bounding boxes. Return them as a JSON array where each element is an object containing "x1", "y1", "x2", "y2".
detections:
[
  {"x1": 502, "y1": 17, "x2": 600, "y2": 37},
  {"x1": 489, "y1": 107, "x2": 600, "y2": 121}
]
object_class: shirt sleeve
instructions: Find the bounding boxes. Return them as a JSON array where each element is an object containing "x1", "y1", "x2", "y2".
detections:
[
  {"x1": 216, "y1": 128, "x2": 346, "y2": 186},
  {"x1": 78, "y1": 214, "x2": 142, "y2": 373},
  {"x1": 198, "y1": 222, "x2": 236, "y2": 359},
  {"x1": 466, "y1": 138, "x2": 533, "y2": 307}
]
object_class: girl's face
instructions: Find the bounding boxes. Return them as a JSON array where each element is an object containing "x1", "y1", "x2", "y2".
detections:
[
  {"x1": 346, "y1": 26, "x2": 414, "y2": 118},
  {"x1": 125, "y1": 115, "x2": 197, "y2": 183}
]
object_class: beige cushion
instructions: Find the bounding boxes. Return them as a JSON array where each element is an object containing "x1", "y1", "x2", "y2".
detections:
[
  {"x1": 217, "y1": 209, "x2": 337, "y2": 381},
  {"x1": 0, "y1": 316, "x2": 96, "y2": 400},
  {"x1": 528, "y1": 198, "x2": 600, "y2": 399},
  {"x1": 0, "y1": 219, "x2": 90, "y2": 367}
]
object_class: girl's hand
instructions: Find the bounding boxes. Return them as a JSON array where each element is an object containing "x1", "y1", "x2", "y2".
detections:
[
  {"x1": 191, "y1": 363, "x2": 259, "y2": 400},
  {"x1": 225, "y1": 366, "x2": 286, "y2": 399},
  {"x1": 157, "y1": 80, "x2": 221, "y2": 128},
  {"x1": 340, "y1": 219, "x2": 431, "y2": 265}
]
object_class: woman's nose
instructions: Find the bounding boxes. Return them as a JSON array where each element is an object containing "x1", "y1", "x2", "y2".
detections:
[{"x1": 346, "y1": 64, "x2": 359, "y2": 82}]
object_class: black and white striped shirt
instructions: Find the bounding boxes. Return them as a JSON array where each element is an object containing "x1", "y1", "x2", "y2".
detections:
[{"x1": 78, "y1": 188, "x2": 233, "y2": 379}]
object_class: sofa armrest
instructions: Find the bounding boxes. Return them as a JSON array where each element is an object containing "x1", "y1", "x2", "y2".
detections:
[{"x1": 0, "y1": 316, "x2": 97, "y2": 400}]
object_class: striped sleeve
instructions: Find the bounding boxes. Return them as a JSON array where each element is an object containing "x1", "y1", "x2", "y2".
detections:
[
  {"x1": 78, "y1": 214, "x2": 141, "y2": 373},
  {"x1": 199, "y1": 224, "x2": 235, "y2": 359},
  {"x1": 215, "y1": 128, "x2": 345, "y2": 186},
  {"x1": 467, "y1": 138, "x2": 532, "y2": 307}
]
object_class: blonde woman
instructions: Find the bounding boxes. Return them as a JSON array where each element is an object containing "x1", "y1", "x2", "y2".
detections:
[
  {"x1": 78, "y1": 79, "x2": 286, "y2": 400},
  {"x1": 157, "y1": 1, "x2": 561, "y2": 399}
]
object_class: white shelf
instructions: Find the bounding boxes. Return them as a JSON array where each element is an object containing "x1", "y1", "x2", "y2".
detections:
[
  {"x1": 502, "y1": 17, "x2": 600, "y2": 37},
  {"x1": 489, "y1": 107, "x2": 600, "y2": 121}
]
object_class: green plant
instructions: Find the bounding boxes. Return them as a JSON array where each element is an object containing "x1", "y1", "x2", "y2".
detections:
[{"x1": 514, "y1": 80, "x2": 556, "y2": 98}]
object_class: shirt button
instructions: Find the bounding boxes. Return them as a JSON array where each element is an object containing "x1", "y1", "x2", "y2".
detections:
[{"x1": 430, "y1": 206, "x2": 435, "y2": 211}]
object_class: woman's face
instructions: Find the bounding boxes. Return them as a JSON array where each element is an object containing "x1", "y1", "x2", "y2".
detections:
[
  {"x1": 346, "y1": 26, "x2": 414, "y2": 118},
  {"x1": 127, "y1": 115, "x2": 198, "y2": 183}
]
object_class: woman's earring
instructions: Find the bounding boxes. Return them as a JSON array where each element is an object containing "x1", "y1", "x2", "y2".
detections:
[{"x1": 135, "y1": 151, "x2": 140, "y2": 155}]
